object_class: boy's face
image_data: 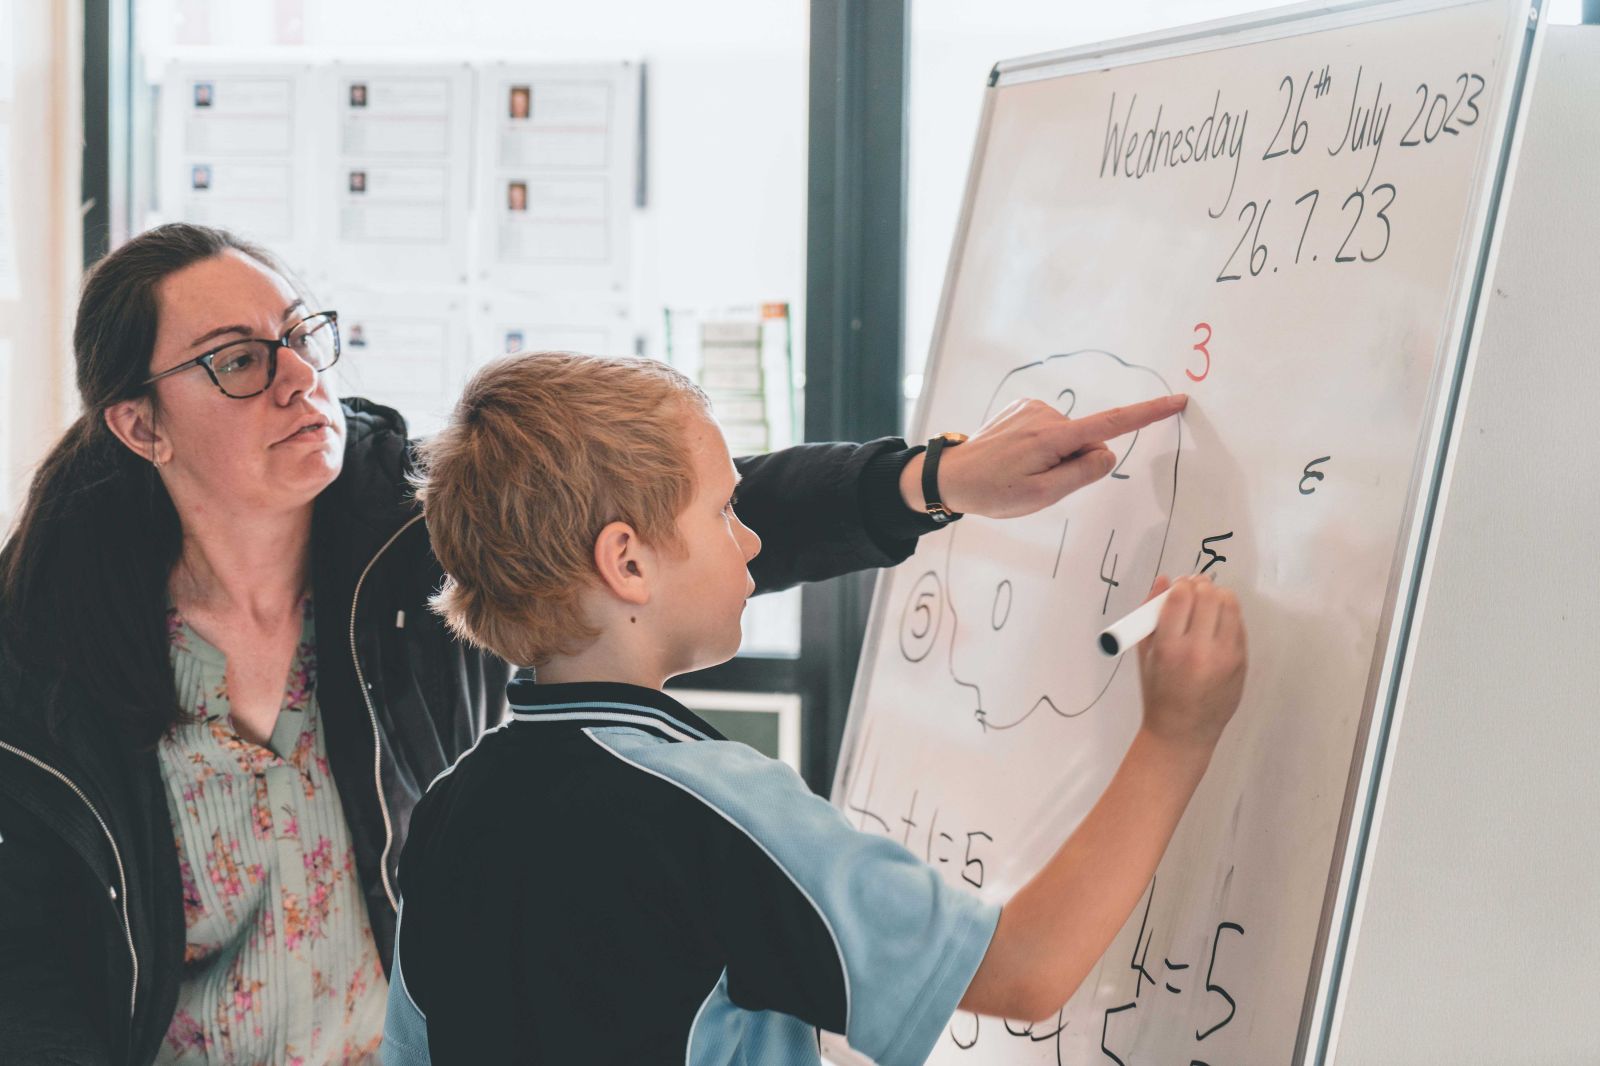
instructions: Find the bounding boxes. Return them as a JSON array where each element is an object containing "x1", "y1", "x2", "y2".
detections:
[{"x1": 656, "y1": 411, "x2": 762, "y2": 677}]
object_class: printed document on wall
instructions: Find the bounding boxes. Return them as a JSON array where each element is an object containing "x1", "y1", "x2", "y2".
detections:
[
  {"x1": 328, "y1": 289, "x2": 469, "y2": 438},
  {"x1": 476, "y1": 297, "x2": 635, "y2": 367},
  {"x1": 477, "y1": 62, "x2": 640, "y2": 296},
  {"x1": 321, "y1": 64, "x2": 474, "y2": 286},
  {"x1": 155, "y1": 63, "x2": 318, "y2": 282}
]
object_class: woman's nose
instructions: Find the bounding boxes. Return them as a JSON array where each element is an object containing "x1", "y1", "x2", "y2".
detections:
[{"x1": 273, "y1": 342, "x2": 320, "y2": 399}]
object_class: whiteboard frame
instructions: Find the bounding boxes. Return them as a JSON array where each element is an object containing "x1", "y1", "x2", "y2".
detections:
[{"x1": 831, "y1": 2, "x2": 1545, "y2": 1063}]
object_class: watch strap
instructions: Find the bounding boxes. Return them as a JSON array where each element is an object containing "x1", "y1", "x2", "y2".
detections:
[{"x1": 923, "y1": 435, "x2": 964, "y2": 524}]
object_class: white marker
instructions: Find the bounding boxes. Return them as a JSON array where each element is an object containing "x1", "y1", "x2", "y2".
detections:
[{"x1": 1097, "y1": 585, "x2": 1176, "y2": 657}]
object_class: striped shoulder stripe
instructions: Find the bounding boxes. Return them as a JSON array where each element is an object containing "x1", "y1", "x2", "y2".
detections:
[
  {"x1": 582, "y1": 728, "x2": 853, "y2": 1035},
  {"x1": 392, "y1": 901, "x2": 428, "y2": 1020},
  {"x1": 507, "y1": 700, "x2": 711, "y2": 742},
  {"x1": 684, "y1": 968, "x2": 727, "y2": 1065},
  {"x1": 421, "y1": 718, "x2": 515, "y2": 793}
]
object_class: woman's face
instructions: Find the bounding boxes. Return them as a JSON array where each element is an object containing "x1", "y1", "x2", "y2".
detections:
[{"x1": 141, "y1": 250, "x2": 346, "y2": 515}]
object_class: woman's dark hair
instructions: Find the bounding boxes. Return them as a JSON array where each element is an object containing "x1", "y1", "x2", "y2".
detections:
[{"x1": 0, "y1": 223, "x2": 295, "y2": 746}]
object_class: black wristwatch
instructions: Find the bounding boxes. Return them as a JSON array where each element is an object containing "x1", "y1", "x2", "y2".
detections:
[{"x1": 922, "y1": 432, "x2": 968, "y2": 524}]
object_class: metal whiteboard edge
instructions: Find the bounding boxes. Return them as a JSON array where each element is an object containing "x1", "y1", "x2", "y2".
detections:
[
  {"x1": 1312, "y1": 2, "x2": 1546, "y2": 1064},
  {"x1": 994, "y1": 0, "x2": 1500, "y2": 86}
]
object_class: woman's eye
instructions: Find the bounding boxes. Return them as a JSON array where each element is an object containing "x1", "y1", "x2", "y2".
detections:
[{"x1": 216, "y1": 350, "x2": 257, "y2": 374}]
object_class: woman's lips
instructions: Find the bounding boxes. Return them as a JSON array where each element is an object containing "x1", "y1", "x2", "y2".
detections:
[{"x1": 274, "y1": 422, "x2": 332, "y2": 446}]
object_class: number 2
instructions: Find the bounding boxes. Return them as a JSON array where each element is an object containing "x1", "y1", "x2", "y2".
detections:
[{"x1": 1188, "y1": 322, "x2": 1213, "y2": 382}]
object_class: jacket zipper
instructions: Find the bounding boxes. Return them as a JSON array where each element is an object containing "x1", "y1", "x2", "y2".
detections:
[
  {"x1": 0, "y1": 739, "x2": 138, "y2": 1019},
  {"x1": 348, "y1": 512, "x2": 425, "y2": 913},
  {"x1": 0, "y1": 507, "x2": 425, "y2": 1026}
]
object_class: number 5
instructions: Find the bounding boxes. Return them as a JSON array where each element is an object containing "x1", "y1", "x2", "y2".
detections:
[
  {"x1": 962, "y1": 831, "x2": 993, "y2": 889},
  {"x1": 1188, "y1": 323, "x2": 1212, "y2": 382}
]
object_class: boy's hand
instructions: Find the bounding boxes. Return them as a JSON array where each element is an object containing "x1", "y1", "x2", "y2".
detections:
[
  {"x1": 960, "y1": 571, "x2": 1247, "y2": 1022},
  {"x1": 1136, "y1": 574, "x2": 1248, "y2": 755}
]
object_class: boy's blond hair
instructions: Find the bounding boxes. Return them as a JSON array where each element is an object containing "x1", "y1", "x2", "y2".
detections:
[{"x1": 414, "y1": 351, "x2": 711, "y2": 666}]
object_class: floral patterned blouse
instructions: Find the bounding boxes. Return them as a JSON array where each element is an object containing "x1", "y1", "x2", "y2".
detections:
[{"x1": 155, "y1": 596, "x2": 387, "y2": 1065}]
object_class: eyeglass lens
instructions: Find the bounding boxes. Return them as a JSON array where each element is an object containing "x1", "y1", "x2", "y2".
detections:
[{"x1": 210, "y1": 314, "x2": 340, "y2": 398}]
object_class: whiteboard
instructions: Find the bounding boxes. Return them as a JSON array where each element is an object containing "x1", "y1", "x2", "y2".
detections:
[{"x1": 829, "y1": 2, "x2": 1542, "y2": 1064}]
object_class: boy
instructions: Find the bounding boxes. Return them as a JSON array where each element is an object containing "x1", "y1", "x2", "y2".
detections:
[{"x1": 383, "y1": 352, "x2": 1246, "y2": 1064}]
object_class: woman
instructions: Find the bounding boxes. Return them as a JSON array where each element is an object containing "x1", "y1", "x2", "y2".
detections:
[{"x1": 0, "y1": 223, "x2": 1174, "y2": 1064}]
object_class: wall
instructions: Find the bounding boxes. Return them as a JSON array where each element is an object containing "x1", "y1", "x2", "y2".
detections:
[
  {"x1": 0, "y1": 0, "x2": 82, "y2": 527},
  {"x1": 133, "y1": 0, "x2": 810, "y2": 366},
  {"x1": 1330, "y1": 26, "x2": 1600, "y2": 1064}
]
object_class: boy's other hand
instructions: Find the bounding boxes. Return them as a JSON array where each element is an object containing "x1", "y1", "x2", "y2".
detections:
[
  {"x1": 898, "y1": 394, "x2": 1188, "y2": 520},
  {"x1": 1136, "y1": 574, "x2": 1247, "y2": 756}
]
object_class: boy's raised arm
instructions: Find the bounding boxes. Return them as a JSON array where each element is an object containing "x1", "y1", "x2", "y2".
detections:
[
  {"x1": 733, "y1": 396, "x2": 1188, "y2": 594},
  {"x1": 960, "y1": 574, "x2": 1248, "y2": 1021}
]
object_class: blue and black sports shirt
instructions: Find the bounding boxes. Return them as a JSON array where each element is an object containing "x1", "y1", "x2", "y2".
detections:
[{"x1": 381, "y1": 680, "x2": 1000, "y2": 1065}]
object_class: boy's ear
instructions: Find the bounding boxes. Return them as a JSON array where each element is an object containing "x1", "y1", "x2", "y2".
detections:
[{"x1": 592, "y1": 521, "x2": 651, "y2": 607}]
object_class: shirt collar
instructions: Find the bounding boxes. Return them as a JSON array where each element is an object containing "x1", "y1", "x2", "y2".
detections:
[{"x1": 504, "y1": 679, "x2": 725, "y2": 742}]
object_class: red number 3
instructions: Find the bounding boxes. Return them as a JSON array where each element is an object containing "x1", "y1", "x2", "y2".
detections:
[{"x1": 1188, "y1": 322, "x2": 1212, "y2": 382}]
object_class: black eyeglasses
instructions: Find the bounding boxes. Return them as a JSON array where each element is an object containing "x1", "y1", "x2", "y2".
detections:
[{"x1": 142, "y1": 311, "x2": 342, "y2": 400}]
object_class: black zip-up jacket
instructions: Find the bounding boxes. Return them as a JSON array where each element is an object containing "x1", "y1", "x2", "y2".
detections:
[{"x1": 0, "y1": 398, "x2": 935, "y2": 1065}]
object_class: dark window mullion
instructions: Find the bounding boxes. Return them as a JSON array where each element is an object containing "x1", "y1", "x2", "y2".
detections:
[
  {"x1": 82, "y1": 0, "x2": 133, "y2": 267},
  {"x1": 800, "y1": 0, "x2": 909, "y2": 793}
]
